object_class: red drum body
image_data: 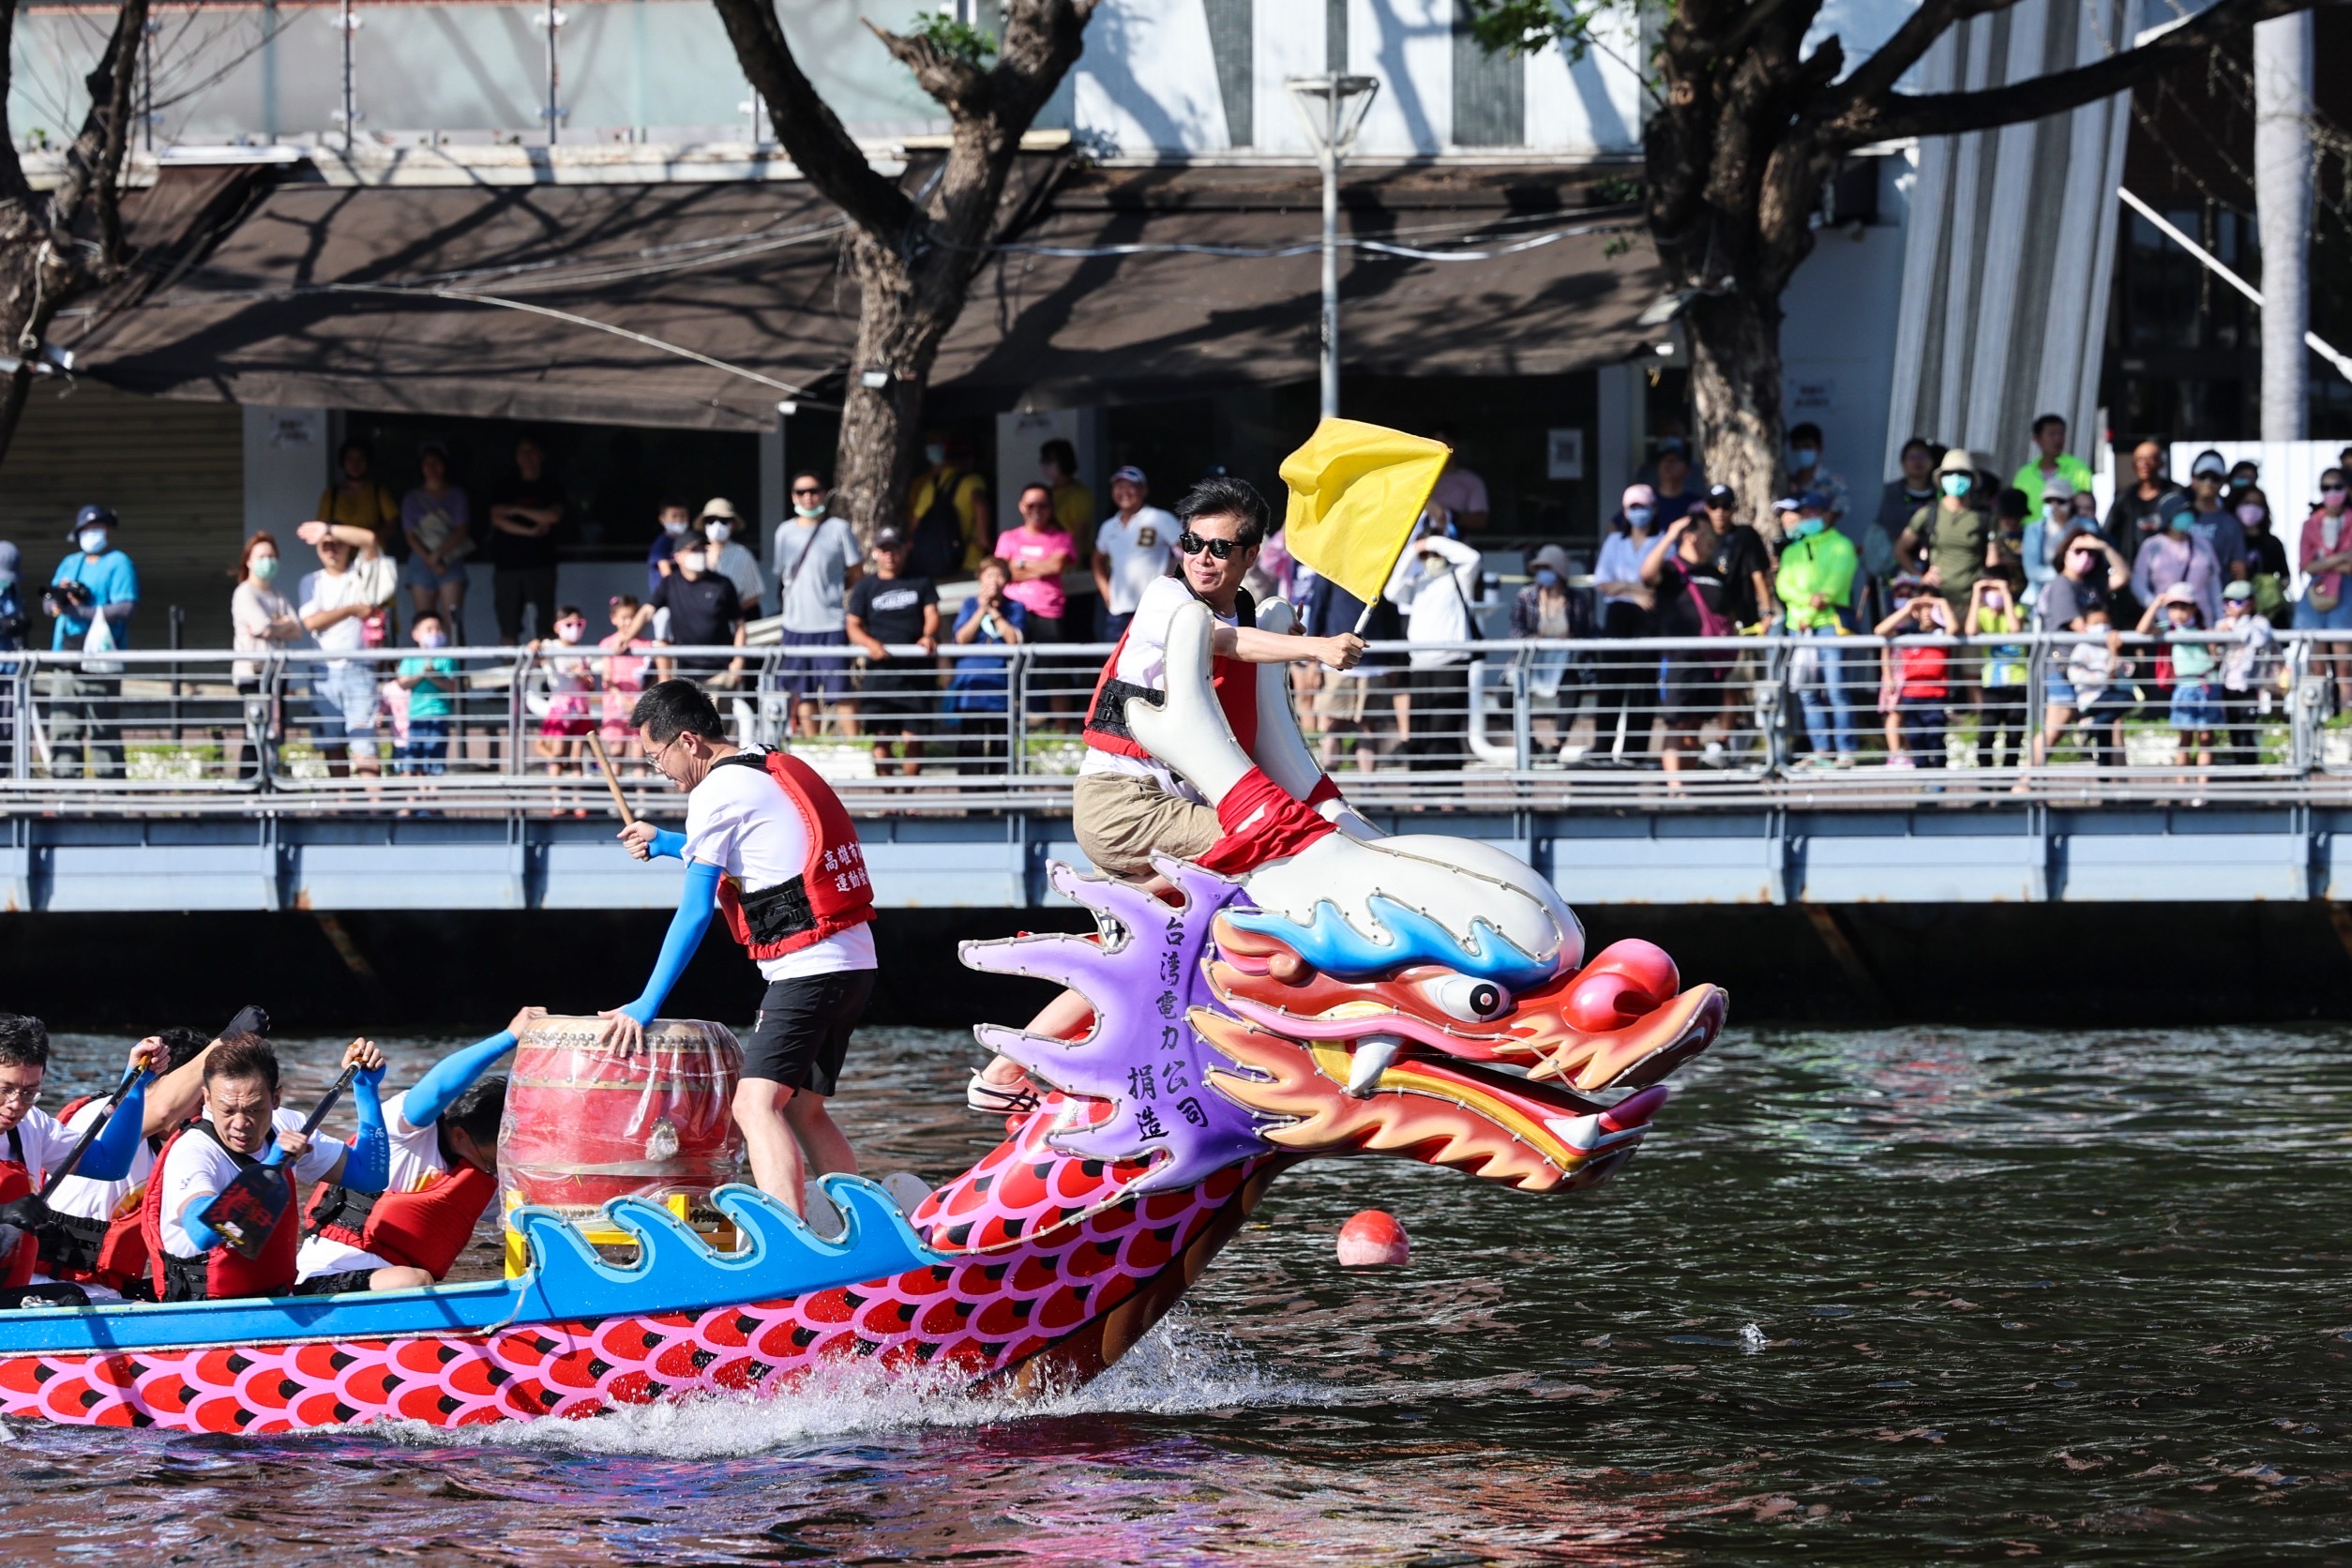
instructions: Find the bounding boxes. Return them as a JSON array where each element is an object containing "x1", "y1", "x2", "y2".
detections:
[{"x1": 499, "y1": 1017, "x2": 744, "y2": 1213}]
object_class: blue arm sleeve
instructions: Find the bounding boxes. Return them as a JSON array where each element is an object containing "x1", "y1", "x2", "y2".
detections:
[
  {"x1": 71, "y1": 1076, "x2": 150, "y2": 1184},
  {"x1": 406, "y1": 1030, "x2": 520, "y2": 1128},
  {"x1": 341, "y1": 1067, "x2": 390, "y2": 1194},
  {"x1": 183, "y1": 1205, "x2": 224, "y2": 1254},
  {"x1": 623, "y1": 861, "x2": 721, "y2": 1023},
  {"x1": 646, "y1": 828, "x2": 686, "y2": 861}
]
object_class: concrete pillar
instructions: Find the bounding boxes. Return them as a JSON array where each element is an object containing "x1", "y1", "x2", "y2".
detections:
[{"x1": 2254, "y1": 11, "x2": 2313, "y2": 441}]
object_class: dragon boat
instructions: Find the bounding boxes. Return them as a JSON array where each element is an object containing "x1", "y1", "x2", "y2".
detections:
[{"x1": 0, "y1": 600, "x2": 1726, "y2": 1433}]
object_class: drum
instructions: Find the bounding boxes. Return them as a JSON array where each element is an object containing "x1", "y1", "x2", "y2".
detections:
[{"x1": 499, "y1": 1015, "x2": 743, "y2": 1214}]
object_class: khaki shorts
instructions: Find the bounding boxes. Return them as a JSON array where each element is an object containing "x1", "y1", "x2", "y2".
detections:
[
  {"x1": 1073, "y1": 769, "x2": 1221, "y2": 883},
  {"x1": 1312, "y1": 671, "x2": 1380, "y2": 727}
]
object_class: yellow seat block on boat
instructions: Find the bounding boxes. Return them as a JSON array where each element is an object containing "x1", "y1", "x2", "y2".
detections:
[{"x1": 501, "y1": 1191, "x2": 738, "y2": 1278}]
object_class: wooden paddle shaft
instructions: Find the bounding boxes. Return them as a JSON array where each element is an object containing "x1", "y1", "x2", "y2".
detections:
[{"x1": 586, "y1": 733, "x2": 637, "y2": 827}]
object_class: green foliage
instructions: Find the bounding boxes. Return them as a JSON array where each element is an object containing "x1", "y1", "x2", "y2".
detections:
[
  {"x1": 1464, "y1": 0, "x2": 1606, "y2": 62},
  {"x1": 909, "y1": 12, "x2": 998, "y2": 66},
  {"x1": 1592, "y1": 173, "x2": 1643, "y2": 204}
]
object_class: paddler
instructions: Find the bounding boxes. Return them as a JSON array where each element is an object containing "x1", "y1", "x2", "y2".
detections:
[
  {"x1": 294, "y1": 1005, "x2": 546, "y2": 1293},
  {"x1": 601, "y1": 678, "x2": 874, "y2": 1216},
  {"x1": 142, "y1": 1035, "x2": 395, "y2": 1301},
  {"x1": 36, "y1": 1024, "x2": 217, "y2": 1302},
  {"x1": 968, "y1": 475, "x2": 1364, "y2": 1114},
  {"x1": 0, "y1": 1015, "x2": 200, "y2": 1304}
]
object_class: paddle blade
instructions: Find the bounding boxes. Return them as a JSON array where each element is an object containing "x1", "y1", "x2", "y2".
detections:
[
  {"x1": 219, "y1": 1004, "x2": 270, "y2": 1040},
  {"x1": 203, "y1": 1167, "x2": 291, "y2": 1259}
]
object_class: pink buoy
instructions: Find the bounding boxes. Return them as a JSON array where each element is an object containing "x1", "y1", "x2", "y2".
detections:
[{"x1": 1335, "y1": 1209, "x2": 1410, "y2": 1267}]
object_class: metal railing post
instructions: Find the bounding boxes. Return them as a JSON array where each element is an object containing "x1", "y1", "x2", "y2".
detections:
[
  {"x1": 508, "y1": 646, "x2": 535, "y2": 776},
  {"x1": 1006, "y1": 644, "x2": 1027, "y2": 782},
  {"x1": 1512, "y1": 649, "x2": 1532, "y2": 772}
]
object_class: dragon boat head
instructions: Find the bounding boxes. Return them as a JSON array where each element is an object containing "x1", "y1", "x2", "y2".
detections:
[{"x1": 929, "y1": 599, "x2": 1725, "y2": 1253}]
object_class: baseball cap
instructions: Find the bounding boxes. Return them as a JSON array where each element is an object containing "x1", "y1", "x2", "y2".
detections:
[
  {"x1": 2191, "y1": 449, "x2": 2228, "y2": 479},
  {"x1": 71, "y1": 504, "x2": 118, "y2": 538},
  {"x1": 2041, "y1": 471, "x2": 2075, "y2": 501},
  {"x1": 1772, "y1": 495, "x2": 1802, "y2": 513},
  {"x1": 1621, "y1": 483, "x2": 1657, "y2": 510},
  {"x1": 872, "y1": 525, "x2": 908, "y2": 551},
  {"x1": 1110, "y1": 464, "x2": 1147, "y2": 486},
  {"x1": 1798, "y1": 491, "x2": 1828, "y2": 512},
  {"x1": 1656, "y1": 436, "x2": 1690, "y2": 458},
  {"x1": 1705, "y1": 483, "x2": 1737, "y2": 507},
  {"x1": 2223, "y1": 580, "x2": 2254, "y2": 602}
]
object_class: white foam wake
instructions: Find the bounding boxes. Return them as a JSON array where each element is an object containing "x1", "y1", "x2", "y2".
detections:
[{"x1": 382, "y1": 1310, "x2": 1331, "y2": 1459}]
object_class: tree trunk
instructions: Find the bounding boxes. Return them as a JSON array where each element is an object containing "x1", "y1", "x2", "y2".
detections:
[
  {"x1": 831, "y1": 233, "x2": 966, "y2": 542},
  {"x1": 1681, "y1": 288, "x2": 1787, "y2": 534},
  {"x1": 0, "y1": 231, "x2": 77, "y2": 465}
]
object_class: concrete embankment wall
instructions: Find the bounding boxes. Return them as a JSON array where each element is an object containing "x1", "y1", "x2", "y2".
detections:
[{"x1": 6, "y1": 903, "x2": 2345, "y2": 1033}]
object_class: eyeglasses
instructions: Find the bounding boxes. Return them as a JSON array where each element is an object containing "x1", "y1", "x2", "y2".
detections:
[
  {"x1": 0, "y1": 1082, "x2": 38, "y2": 1107},
  {"x1": 1175, "y1": 532, "x2": 1244, "y2": 560},
  {"x1": 791, "y1": 487, "x2": 824, "y2": 498}
]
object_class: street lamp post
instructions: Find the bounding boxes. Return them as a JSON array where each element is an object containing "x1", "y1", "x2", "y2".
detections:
[{"x1": 1286, "y1": 74, "x2": 1379, "y2": 423}]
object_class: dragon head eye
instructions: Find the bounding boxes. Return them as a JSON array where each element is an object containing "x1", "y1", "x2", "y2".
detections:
[{"x1": 1421, "y1": 974, "x2": 1512, "y2": 1023}]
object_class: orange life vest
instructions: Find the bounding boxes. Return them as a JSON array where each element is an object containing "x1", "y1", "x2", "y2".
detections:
[
  {"x1": 139, "y1": 1122, "x2": 302, "y2": 1302},
  {"x1": 1082, "y1": 587, "x2": 1259, "y2": 760},
  {"x1": 303, "y1": 1160, "x2": 495, "y2": 1280},
  {"x1": 707, "y1": 750, "x2": 876, "y2": 962}
]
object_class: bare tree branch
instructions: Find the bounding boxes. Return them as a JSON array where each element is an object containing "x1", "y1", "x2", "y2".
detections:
[
  {"x1": 1816, "y1": 0, "x2": 2015, "y2": 126},
  {"x1": 1843, "y1": 0, "x2": 2323, "y2": 146},
  {"x1": 709, "y1": 0, "x2": 915, "y2": 240}
]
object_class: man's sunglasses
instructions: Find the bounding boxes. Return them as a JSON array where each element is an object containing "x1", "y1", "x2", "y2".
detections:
[{"x1": 1176, "y1": 532, "x2": 1244, "y2": 560}]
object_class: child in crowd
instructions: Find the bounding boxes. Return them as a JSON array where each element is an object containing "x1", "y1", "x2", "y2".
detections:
[
  {"x1": 1875, "y1": 575, "x2": 1954, "y2": 768},
  {"x1": 599, "y1": 595, "x2": 653, "y2": 761},
  {"x1": 1966, "y1": 577, "x2": 2029, "y2": 768},
  {"x1": 2065, "y1": 605, "x2": 2131, "y2": 770},
  {"x1": 532, "y1": 604, "x2": 598, "y2": 779},
  {"x1": 2142, "y1": 585, "x2": 2219, "y2": 770},
  {"x1": 2215, "y1": 580, "x2": 2276, "y2": 768},
  {"x1": 394, "y1": 612, "x2": 458, "y2": 776},
  {"x1": 843, "y1": 526, "x2": 941, "y2": 777}
]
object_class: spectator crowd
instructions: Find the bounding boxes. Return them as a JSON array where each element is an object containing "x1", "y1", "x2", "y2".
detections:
[{"x1": 5, "y1": 418, "x2": 2351, "y2": 788}]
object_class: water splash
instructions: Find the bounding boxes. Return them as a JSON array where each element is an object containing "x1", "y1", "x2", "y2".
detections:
[
  {"x1": 1740, "y1": 1322, "x2": 1768, "y2": 1354},
  {"x1": 383, "y1": 1312, "x2": 1332, "y2": 1460}
]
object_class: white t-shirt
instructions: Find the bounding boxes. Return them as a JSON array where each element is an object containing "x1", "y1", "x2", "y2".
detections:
[
  {"x1": 45, "y1": 1097, "x2": 155, "y2": 1226},
  {"x1": 1093, "y1": 508, "x2": 1177, "y2": 616},
  {"x1": 2, "y1": 1108, "x2": 89, "y2": 1190},
  {"x1": 299, "y1": 566, "x2": 376, "y2": 663},
  {"x1": 711, "y1": 540, "x2": 765, "y2": 611},
  {"x1": 685, "y1": 759, "x2": 879, "y2": 981},
  {"x1": 294, "y1": 1090, "x2": 448, "y2": 1280},
  {"x1": 1077, "y1": 576, "x2": 1239, "y2": 803},
  {"x1": 156, "y1": 1110, "x2": 347, "y2": 1259}
]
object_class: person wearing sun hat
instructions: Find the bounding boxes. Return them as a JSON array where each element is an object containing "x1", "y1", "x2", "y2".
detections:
[{"x1": 1896, "y1": 448, "x2": 1993, "y2": 619}]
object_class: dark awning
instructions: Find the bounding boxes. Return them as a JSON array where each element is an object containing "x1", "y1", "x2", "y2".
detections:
[{"x1": 67, "y1": 159, "x2": 1664, "y2": 430}]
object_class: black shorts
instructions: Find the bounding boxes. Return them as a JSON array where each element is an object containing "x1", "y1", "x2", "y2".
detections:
[
  {"x1": 292, "y1": 1268, "x2": 377, "y2": 1296},
  {"x1": 747, "y1": 969, "x2": 874, "y2": 1095}
]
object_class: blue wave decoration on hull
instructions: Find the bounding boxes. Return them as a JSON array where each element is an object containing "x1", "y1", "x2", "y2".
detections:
[{"x1": 0, "y1": 1177, "x2": 942, "y2": 1358}]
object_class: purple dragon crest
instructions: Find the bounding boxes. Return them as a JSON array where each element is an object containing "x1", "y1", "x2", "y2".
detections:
[{"x1": 959, "y1": 857, "x2": 1271, "y2": 1193}]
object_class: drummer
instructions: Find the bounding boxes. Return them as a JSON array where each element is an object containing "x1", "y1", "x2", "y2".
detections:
[{"x1": 599, "y1": 679, "x2": 874, "y2": 1217}]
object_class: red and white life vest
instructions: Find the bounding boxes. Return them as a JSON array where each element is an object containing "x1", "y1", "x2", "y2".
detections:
[
  {"x1": 1082, "y1": 588, "x2": 1260, "y2": 760},
  {"x1": 303, "y1": 1162, "x2": 495, "y2": 1280},
  {"x1": 707, "y1": 750, "x2": 876, "y2": 962},
  {"x1": 0, "y1": 1127, "x2": 41, "y2": 1290},
  {"x1": 138, "y1": 1122, "x2": 301, "y2": 1302}
]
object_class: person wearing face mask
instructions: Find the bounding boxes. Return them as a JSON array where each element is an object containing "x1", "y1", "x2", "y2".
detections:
[
  {"x1": 645, "y1": 500, "x2": 695, "y2": 607},
  {"x1": 1509, "y1": 544, "x2": 1595, "y2": 760},
  {"x1": 531, "y1": 605, "x2": 598, "y2": 784},
  {"x1": 695, "y1": 498, "x2": 765, "y2": 617},
  {"x1": 626, "y1": 538, "x2": 748, "y2": 690},
  {"x1": 1896, "y1": 448, "x2": 1995, "y2": 621},
  {"x1": 773, "y1": 474, "x2": 865, "y2": 737},
  {"x1": 2231, "y1": 486, "x2": 2289, "y2": 623},
  {"x1": 2179, "y1": 450, "x2": 2250, "y2": 587},
  {"x1": 2298, "y1": 468, "x2": 2352, "y2": 714},
  {"x1": 2010, "y1": 414, "x2": 2095, "y2": 521},
  {"x1": 394, "y1": 611, "x2": 459, "y2": 777},
  {"x1": 41, "y1": 505, "x2": 138, "y2": 780},
  {"x1": 907, "y1": 433, "x2": 989, "y2": 578},
  {"x1": 2020, "y1": 475, "x2": 2074, "y2": 610},
  {"x1": 1785, "y1": 423, "x2": 1849, "y2": 539},
  {"x1": 2130, "y1": 501, "x2": 2223, "y2": 629},
  {"x1": 228, "y1": 532, "x2": 306, "y2": 780},
  {"x1": 1592, "y1": 484, "x2": 1659, "y2": 763},
  {"x1": 1775, "y1": 494, "x2": 1860, "y2": 765}
]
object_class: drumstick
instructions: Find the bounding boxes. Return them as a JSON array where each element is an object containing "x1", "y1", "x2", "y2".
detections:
[{"x1": 586, "y1": 732, "x2": 638, "y2": 827}]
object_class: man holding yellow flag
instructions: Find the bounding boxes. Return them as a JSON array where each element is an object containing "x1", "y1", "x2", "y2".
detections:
[{"x1": 967, "y1": 426, "x2": 1446, "y2": 1116}]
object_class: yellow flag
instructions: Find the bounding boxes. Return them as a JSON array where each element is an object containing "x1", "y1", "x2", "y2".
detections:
[{"x1": 1278, "y1": 418, "x2": 1452, "y2": 606}]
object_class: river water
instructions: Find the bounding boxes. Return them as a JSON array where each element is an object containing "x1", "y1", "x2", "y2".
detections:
[{"x1": 2, "y1": 1022, "x2": 2345, "y2": 1564}]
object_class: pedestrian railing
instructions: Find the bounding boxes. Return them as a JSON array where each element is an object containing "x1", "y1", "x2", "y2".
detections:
[{"x1": 2, "y1": 630, "x2": 2344, "y2": 815}]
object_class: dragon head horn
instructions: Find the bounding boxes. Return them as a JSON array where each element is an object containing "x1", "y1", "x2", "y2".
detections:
[{"x1": 1124, "y1": 598, "x2": 1253, "y2": 807}]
